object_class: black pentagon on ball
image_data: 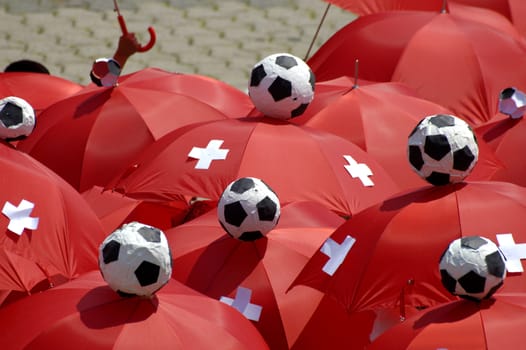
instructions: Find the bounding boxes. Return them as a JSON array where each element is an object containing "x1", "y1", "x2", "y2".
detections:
[
  {"x1": 453, "y1": 146, "x2": 475, "y2": 171},
  {"x1": 440, "y1": 269, "x2": 458, "y2": 295},
  {"x1": 238, "y1": 231, "x2": 265, "y2": 241},
  {"x1": 486, "y1": 250, "x2": 506, "y2": 277},
  {"x1": 429, "y1": 114, "x2": 456, "y2": 128},
  {"x1": 458, "y1": 270, "x2": 486, "y2": 294},
  {"x1": 426, "y1": 171, "x2": 450, "y2": 186},
  {"x1": 231, "y1": 177, "x2": 255, "y2": 194},
  {"x1": 424, "y1": 134, "x2": 451, "y2": 160},
  {"x1": 275, "y1": 55, "x2": 298, "y2": 69},
  {"x1": 137, "y1": 226, "x2": 162, "y2": 243},
  {"x1": 291, "y1": 103, "x2": 309, "y2": 118},
  {"x1": 0, "y1": 102, "x2": 23, "y2": 127},
  {"x1": 135, "y1": 260, "x2": 160, "y2": 286},
  {"x1": 500, "y1": 87, "x2": 516, "y2": 99},
  {"x1": 257, "y1": 196, "x2": 277, "y2": 221},
  {"x1": 250, "y1": 64, "x2": 267, "y2": 87},
  {"x1": 102, "y1": 240, "x2": 121, "y2": 264},
  {"x1": 224, "y1": 201, "x2": 248, "y2": 227},
  {"x1": 309, "y1": 70, "x2": 316, "y2": 91},
  {"x1": 461, "y1": 236, "x2": 487, "y2": 250},
  {"x1": 408, "y1": 145, "x2": 425, "y2": 170},
  {"x1": 268, "y1": 76, "x2": 292, "y2": 102}
]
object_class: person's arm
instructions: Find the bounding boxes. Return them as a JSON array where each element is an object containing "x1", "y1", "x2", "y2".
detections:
[{"x1": 112, "y1": 33, "x2": 141, "y2": 69}]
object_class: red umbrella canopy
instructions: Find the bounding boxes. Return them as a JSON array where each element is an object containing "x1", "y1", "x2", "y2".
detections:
[
  {"x1": 17, "y1": 68, "x2": 232, "y2": 192},
  {"x1": 81, "y1": 186, "x2": 190, "y2": 233},
  {"x1": 291, "y1": 181, "x2": 526, "y2": 321},
  {"x1": 369, "y1": 293, "x2": 526, "y2": 349},
  {"x1": 108, "y1": 117, "x2": 401, "y2": 218},
  {"x1": 0, "y1": 143, "x2": 106, "y2": 307},
  {"x1": 0, "y1": 72, "x2": 83, "y2": 114},
  {"x1": 166, "y1": 201, "x2": 345, "y2": 350},
  {"x1": 298, "y1": 82, "x2": 502, "y2": 191},
  {"x1": 307, "y1": 10, "x2": 526, "y2": 125},
  {"x1": 0, "y1": 270, "x2": 270, "y2": 350}
]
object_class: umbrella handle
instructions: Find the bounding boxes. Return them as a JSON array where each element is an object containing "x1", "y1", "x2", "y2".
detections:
[{"x1": 117, "y1": 14, "x2": 156, "y2": 53}]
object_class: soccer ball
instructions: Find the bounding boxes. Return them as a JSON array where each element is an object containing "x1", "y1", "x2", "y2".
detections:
[
  {"x1": 439, "y1": 236, "x2": 506, "y2": 301},
  {"x1": 407, "y1": 114, "x2": 479, "y2": 186},
  {"x1": 90, "y1": 57, "x2": 121, "y2": 87},
  {"x1": 498, "y1": 87, "x2": 526, "y2": 119},
  {"x1": 217, "y1": 177, "x2": 281, "y2": 241},
  {"x1": 248, "y1": 52, "x2": 315, "y2": 120},
  {"x1": 0, "y1": 96, "x2": 35, "y2": 140},
  {"x1": 98, "y1": 221, "x2": 172, "y2": 297}
]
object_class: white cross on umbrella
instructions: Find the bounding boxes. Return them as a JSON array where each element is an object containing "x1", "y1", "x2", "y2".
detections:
[
  {"x1": 343, "y1": 155, "x2": 374, "y2": 187},
  {"x1": 320, "y1": 235, "x2": 356, "y2": 276},
  {"x1": 220, "y1": 286, "x2": 262, "y2": 321},
  {"x1": 496, "y1": 233, "x2": 526, "y2": 273},
  {"x1": 2, "y1": 199, "x2": 39, "y2": 235},
  {"x1": 188, "y1": 139, "x2": 229, "y2": 169}
]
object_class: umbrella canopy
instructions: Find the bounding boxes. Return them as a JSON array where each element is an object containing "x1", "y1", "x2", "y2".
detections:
[
  {"x1": 307, "y1": 9, "x2": 526, "y2": 125},
  {"x1": 81, "y1": 186, "x2": 190, "y2": 233},
  {"x1": 17, "y1": 68, "x2": 232, "y2": 192},
  {"x1": 166, "y1": 201, "x2": 345, "y2": 350},
  {"x1": 292, "y1": 181, "x2": 526, "y2": 317},
  {"x1": 0, "y1": 72, "x2": 83, "y2": 114},
  {"x1": 0, "y1": 270, "x2": 270, "y2": 350},
  {"x1": 299, "y1": 81, "x2": 502, "y2": 191},
  {"x1": 369, "y1": 293, "x2": 526, "y2": 349},
  {"x1": 108, "y1": 117, "x2": 401, "y2": 217},
  {"x1": 0, "y1": 142, "x2": 106, "y2": 307},
  {"x1": 475, "y1": 113, "x2": 526, "y2": 187}
]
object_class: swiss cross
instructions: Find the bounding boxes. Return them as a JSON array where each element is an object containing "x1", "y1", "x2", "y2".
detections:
[
  {"x1": 343, "y1": 155, "x2": 374, "y2": 187},
  {"x1": 188, "y1": 139, "x2": 229, "y2": 169},
  {"x1": 2, "y1": 199, "x2": 39, "y2": 235},
  {"x1": 496, "y1": 233, "x2": 526, "y2": 273},
  {"x1": 219, "y1": 287, "x2": 262, "y2": 322},
  {"x1": 320, "y1": 235, "x2": 356, "y2": 276}
]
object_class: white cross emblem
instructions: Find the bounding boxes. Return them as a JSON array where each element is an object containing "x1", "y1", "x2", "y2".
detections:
[
  {"x1": 220, "y1": 287, "x2": 262, "y2": 322},
  {"x1": 320, "y1": 235, "x2": 356, "y2": 276},
  {"x1": 188, "y1": 139, "x2": 229, "y2": 169},
  {"x1": 496, "y1": 233, "x2": 526, "y2": 273},
  {"x1": 2, "y1": 199, "x2": 39, "y2": 235},
  {"x1": 343, "y1": 155, "x2": 374, "y2": 187}
]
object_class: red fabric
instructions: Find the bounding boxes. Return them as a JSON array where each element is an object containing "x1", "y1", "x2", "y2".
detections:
[
  {"x1": 108, "y1": 117, "x2": 401, "y2": 217},
  {"x1": 0, "y1": 271, "x2": 270, "y2": 349}
]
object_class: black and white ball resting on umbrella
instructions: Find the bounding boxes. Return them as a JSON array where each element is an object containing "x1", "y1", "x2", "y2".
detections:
[
  {"x1": 439, "y1": 236, "x2": 506, "y2": 301},
  {"x1": 248, "y1": 52, "x2": 315, "y2": 120},
  {"x1": 217, "y1": 177, "x2": 281, "y2": 241},
  {"x1": 498, "y1": 87, "x2": 526, "y2": 119},
  {"x1": 98, "y1": 221, "x2": 172, "y2": 297},
  {"x1": 408, "y1": 114, "x2": 479, "y2": 186},
  {"x1": 0, "y1": 96, "x2": 35, "y2": 140},
  {"x1": 90, "y1": 57, "x2": 121, "y2": 87}
]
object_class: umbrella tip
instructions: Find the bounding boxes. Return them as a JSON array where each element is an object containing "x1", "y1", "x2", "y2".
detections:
[
  {"x1": 440, "y1": 0, "x2": 449, "y2": 13},
  {"x1": 353, "y1": 59, "x2": 359, "y2": 89}
]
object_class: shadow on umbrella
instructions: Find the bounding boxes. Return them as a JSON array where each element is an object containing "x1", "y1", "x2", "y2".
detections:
[
  {"x1": 380, "y1": 183, "x2": 466, "y2": 211},
  {"x1": 74, "y1": 89, "x2": 112, "y2": 119},
  {"x1": 413, "y1": 298, "x2": 494, "y2": 329}
]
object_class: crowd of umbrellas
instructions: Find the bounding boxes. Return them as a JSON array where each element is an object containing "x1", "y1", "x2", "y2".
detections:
[{"x1": 1, "y1": 0, "x2": 526, "y2": 349}]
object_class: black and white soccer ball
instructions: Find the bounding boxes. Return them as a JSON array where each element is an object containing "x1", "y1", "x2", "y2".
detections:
[
  {"x1": 217, "y1": 177, "x2": 281, "y2": 241},
  {"x1": 98, "y1": 221, "x2": 172, "y2": 297},
  {"x1": 0, "y1": 96, "x2": 35, "y2": 140},
  {"x1": 407, "y1": 114, "x2": 479, "y2": 186},
  {"x1": 248, "y1": 53, "x2": 315, "y2": 120},
  {"x1": 439, "y1": 236, "x2": 506, "y2": 301},
  {"x1": 90, "y1": 57, "x2": 121, "y2": 87},
  {"x1": 498, "y1": 87, "x2": 526, "y2": 119}
]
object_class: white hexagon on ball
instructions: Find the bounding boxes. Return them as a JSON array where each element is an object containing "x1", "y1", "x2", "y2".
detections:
[
  {"x1": 98, "y1": 221, "x2": 172, "y2": 297},
  {"x1": 0, "y1": 96, "x2": 35, "y2": 140},
  {"x1": 218, "y1": 177, "x2": 281, "y2": 241},
  {"x1": 407, "y1": 114, "x2": 479, "y2": 186},
  {"x1": 248, "y1": 53, "x2": 315, "y2": 120}
]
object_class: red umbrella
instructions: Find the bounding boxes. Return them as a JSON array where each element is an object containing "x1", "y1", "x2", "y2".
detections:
[
  {"x1": 17, "y1": 68, "x2": 232, "y2": 192},
  {"x1": 369, "y1": 293, "x2": 526, "y2": 349},
  {"x1": 299, "y1": 81, "x2": 502, "y2": 191},
  {"x1": 81, "y1": 186, "x2": 190, "y2": 233},
  {"x1": 0, "y1": 143, "x2": 106, "y2": 307},
  {"x1": 166, "y1": 200, "x2": 344, "y2": 350},
  {"x1": 109, "y1": 117, "x2": 401, "y2": 217},
  {"x1": 292, "y1": 181, "x2": 526, "y2": 319},
  {"x1": 0, "y1": 270, "x2": 270, "y2": 349},
  {"x1": 0, "y1": 72, "x2": 82, "y2": 114},
  {"x1": 307, "y1": 10, "x2": 526, "y2": 125}
]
